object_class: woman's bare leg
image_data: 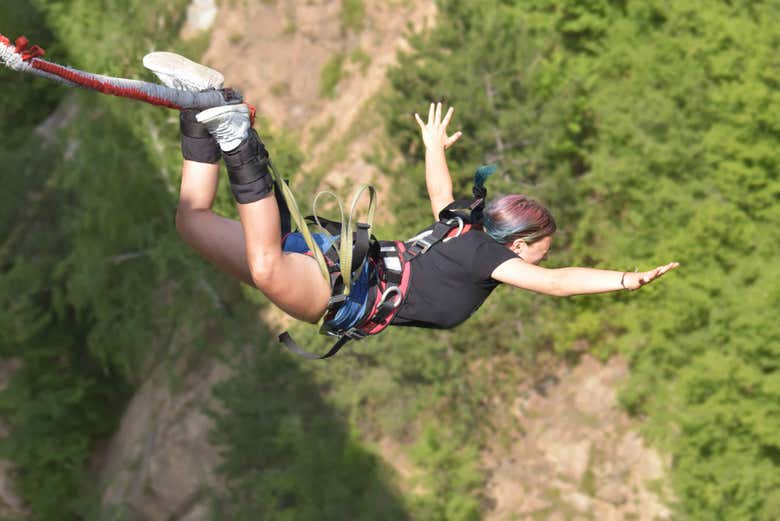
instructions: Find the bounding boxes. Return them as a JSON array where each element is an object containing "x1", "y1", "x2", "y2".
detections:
[
  {"x1": 143, "y1": 54, "x2": 330, "y2": 323},
  {"x1": 175, "y1": 160, "x2": 256, "y2": 286},
  {"x1": 175, "y1": 159, "x2": 330, "y2": 323},
  {"x1": 236, "y1": 198, "x2": 331, "y2": 323}
]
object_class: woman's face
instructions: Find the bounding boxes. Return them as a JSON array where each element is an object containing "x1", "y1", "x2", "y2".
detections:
[{"x1": 509, "y1": 235, "x2": 552, "y2": 265}]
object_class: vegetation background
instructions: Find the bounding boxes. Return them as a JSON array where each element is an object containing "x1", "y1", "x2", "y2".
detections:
[{"x1": 1, "y1": 0, "x2": 778, "y2": 520}]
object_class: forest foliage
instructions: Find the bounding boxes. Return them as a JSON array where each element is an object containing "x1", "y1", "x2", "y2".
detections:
[
  {"x1": 1, "y1": 0, "x2": 778, "y2": 520},
  {"x1": 318, "y1": 0, "x2": 780, "y2": 518}
]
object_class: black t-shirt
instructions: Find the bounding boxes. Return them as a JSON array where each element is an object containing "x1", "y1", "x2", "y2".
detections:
[{"x1": 391, "y1": 228, "x2": 518, "y2": 329}]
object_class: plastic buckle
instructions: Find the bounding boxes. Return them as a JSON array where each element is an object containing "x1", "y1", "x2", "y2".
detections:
[
  {"x1": 327, "y1": 294, "x2": 347, "y2": 310},
  {"x1": 382, "y1": 255, "x2": 402, "y2": 273}
]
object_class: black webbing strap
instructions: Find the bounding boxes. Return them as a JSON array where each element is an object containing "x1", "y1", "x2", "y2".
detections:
[
  {"x1": 302, "y1": 216, "x2": 371, "y2": 275},
  {"x1": 278, "y1": 332, "x2": 351, "y2": 360},
  {"x1": 371, "y1": 298, "x2": 398, "y2": 324},
  {"x1": 303, "y1": 215, "x2": 373, "y2": 282},
  {"x1": 351, "y1": 223, "x2": 371, "y2": 275},
  {"x1": 404, "y1": 220, "x2": 456, "y2": 259}
]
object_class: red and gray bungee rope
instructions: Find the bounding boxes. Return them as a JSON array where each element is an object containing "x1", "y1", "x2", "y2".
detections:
[{"x1": 0, "y1": 33, "x2": 242, "y2": 111}]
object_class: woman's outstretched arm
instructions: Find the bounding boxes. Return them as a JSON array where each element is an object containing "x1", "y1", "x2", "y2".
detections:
[
  {"x1": 491, "y1": 258, "x2": 680, "y2": 297},
  {"x1": 414, "y1": 102, "x2": 462, "y2": 219}
]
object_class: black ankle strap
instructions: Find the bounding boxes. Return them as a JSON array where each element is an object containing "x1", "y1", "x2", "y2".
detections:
[
  {"x1": 179, "y1": 110, "x2": 220, "y2": 163},
  {"x1": 221, "y1": 129, "x2": 274, "y2": 202},
  {"x1": 179, "y1": 109, "x2": 212, "y2": 138},
  {"x1": 222, "y1": 129, "x2": 268, "y2": 163}
]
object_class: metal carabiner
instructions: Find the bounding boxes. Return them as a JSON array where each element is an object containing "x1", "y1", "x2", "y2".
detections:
[
  {"x1": 377, "y1": 286, "x2": 403, "y2": 309},
  {"x1": 442, "y1": 217, "x2": 465, "y2": 242}
]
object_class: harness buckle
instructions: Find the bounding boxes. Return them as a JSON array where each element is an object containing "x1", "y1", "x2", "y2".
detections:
[
  {"x1": 413, "y1": 235, "x2": 435, "y2": 254},
  {"x1": 327, "y1": 293, "x2": 347, "y2": 310},
  {"x1": 343, "y1": 328, "x2": 369, "y2": 340}
]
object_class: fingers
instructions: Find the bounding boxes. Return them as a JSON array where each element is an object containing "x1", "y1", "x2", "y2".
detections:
[
  {"x1": 641, "y1": 268, "x2": 662, "y2": 285},
  {"x1": 445, "y1": 130, "x2": 463, "y2": 148},
  {"x1": 640, "y1": 262, "x2": 680, "y2": 286},
  {"x1": 655, "y1": 262, "x2": 679, "y2": 277},
  {"x1": 414, "y1": 112, "x2": 425, "y2": 130},
  {"x1": 418, "y1": 102, "x2": 459, "y2": 144},
  {"x1": 419, "y1": 101, "x2": 457, "y2": 123},
  {"x1": 441, "y1": 106, "x2": 454, "y2": 128}
]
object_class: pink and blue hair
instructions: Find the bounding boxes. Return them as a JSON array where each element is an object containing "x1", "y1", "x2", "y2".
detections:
[{"x1": 475, "y1": 165, "x2": 556, "y2": 244}]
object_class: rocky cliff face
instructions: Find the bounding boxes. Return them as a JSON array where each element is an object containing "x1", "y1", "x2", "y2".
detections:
[
  {"x1": 482, "y1": 355, "x2": 672, "y2": 521},
  {"x1": 98, "y1": 357, "x2": 229, "y2": 521},
  {"x1": 202, "y1": 0, "x2": 438, "y2": 220}
]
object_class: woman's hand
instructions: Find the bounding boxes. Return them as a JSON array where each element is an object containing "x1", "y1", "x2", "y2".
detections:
[
  {"x1": 621, "y1": 262, "x2": 680, "y2": 291},
  {"x1": 414, "y1": 101, "x2": 463, "y2": 151}
]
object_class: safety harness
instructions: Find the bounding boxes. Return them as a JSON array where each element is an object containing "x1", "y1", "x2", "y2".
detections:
[{"x1": 277, "y1": 179, "x2": 489, "y2": 359}]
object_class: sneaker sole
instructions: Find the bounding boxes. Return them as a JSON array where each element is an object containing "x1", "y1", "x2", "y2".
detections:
[
  {"x1": 196, "y1": 103, "x2": 249, "y2": 124},
  {"x1": 143, "y1": 51, "x2": 224, "y2": 90}
]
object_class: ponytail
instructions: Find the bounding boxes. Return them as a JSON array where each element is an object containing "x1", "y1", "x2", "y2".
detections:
[{"x1": 473, "y1": 164, "x2": 497, "y2": 200}]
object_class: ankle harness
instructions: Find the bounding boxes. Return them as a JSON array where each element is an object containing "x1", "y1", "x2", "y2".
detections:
[
  {"x1": 222, "y1": 129, "x2": 274, "y2": 204},
  {"x1": 179, "y1": 109, "x2": 221, "y2": 163}
]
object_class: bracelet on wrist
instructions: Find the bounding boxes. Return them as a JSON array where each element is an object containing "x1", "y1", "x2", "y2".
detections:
[{"x1": 620, "y1": 272, "x2": 629, "y2": 290}]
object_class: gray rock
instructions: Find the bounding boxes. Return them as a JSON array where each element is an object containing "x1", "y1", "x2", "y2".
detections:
[
  {"x1": 544, "y1": 439, "x2": 592, "y2": 482},
  {"x1": 99, "y1": 359, "x2": 230, "y2": 521},
  {"x1": 563, "y1": 491, "x2": 593, "y2": 513},
  {"x1": 597, "y1": 481, "x2": 629, "y2": 505}
]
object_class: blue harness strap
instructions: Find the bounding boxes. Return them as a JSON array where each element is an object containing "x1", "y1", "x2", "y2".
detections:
[
  {"x1": 325, "y1": 262, "x2": 371, "y2": 330},
  {"x1": 282, "y1": 231, "x2": 336, "y2": 255},
  {"x1": 282, "y1": 232, "x2": 371, "y2": 332}
]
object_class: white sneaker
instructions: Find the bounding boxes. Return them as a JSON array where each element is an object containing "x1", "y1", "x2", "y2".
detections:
[
  {"x1": 196, "y1": 104, "x2": 251, "y2": 151},
  {"x1": 143, "y1": 51, "x2": 224, "y2": 92}
]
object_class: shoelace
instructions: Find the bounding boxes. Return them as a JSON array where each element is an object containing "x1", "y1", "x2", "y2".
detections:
[
  {"x1": 172, "y1": 77, "x2": 195, "y2": 91},
  {"x1": 210, "y1": 114, "x2": 247, "y2": 142},
  {"x1": 160, "y1": 71, "x2": 218, "y2": 92}
]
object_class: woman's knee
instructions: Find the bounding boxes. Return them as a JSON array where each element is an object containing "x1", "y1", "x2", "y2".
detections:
[
  {"x1": 247, "y1": 251, "x2": 282, "y2": 289},
  {"x1": 174, "y1": 205, "x2": 194, "y2": 237},
  {"x1": 174, "y1": 205, "x2": 209, "y2": 244}
]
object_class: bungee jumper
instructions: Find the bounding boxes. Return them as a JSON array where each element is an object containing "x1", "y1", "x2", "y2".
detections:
[
  {"x1": 158, "y1": 54, "x2": 679, "y2": 359},
  {"x1": 3, "y1": 35, "x2": 679, "y2": 359}
]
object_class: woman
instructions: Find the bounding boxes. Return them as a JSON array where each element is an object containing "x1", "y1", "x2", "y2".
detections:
[{"x1": 148, "y1": 53, "x2": 678, "y2": 341}]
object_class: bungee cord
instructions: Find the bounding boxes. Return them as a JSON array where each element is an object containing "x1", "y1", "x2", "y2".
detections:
[{"x1": 0, "y1": 33, "x2": 238, "y2": 110}]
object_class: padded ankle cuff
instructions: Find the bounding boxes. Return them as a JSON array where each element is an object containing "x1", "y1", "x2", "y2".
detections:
[
  {"x1": 231, "y1": 175, "x2": 275, "y2": 204},
  {"x1": 222, "y1": 129, "x2": 273, "y2": 203},
  {"x1": 222, "y1": 129, "x2": 270, "y2": 185},
  {"x1": 180, "y1": 109, "x2": 220, "y2": 163}
]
